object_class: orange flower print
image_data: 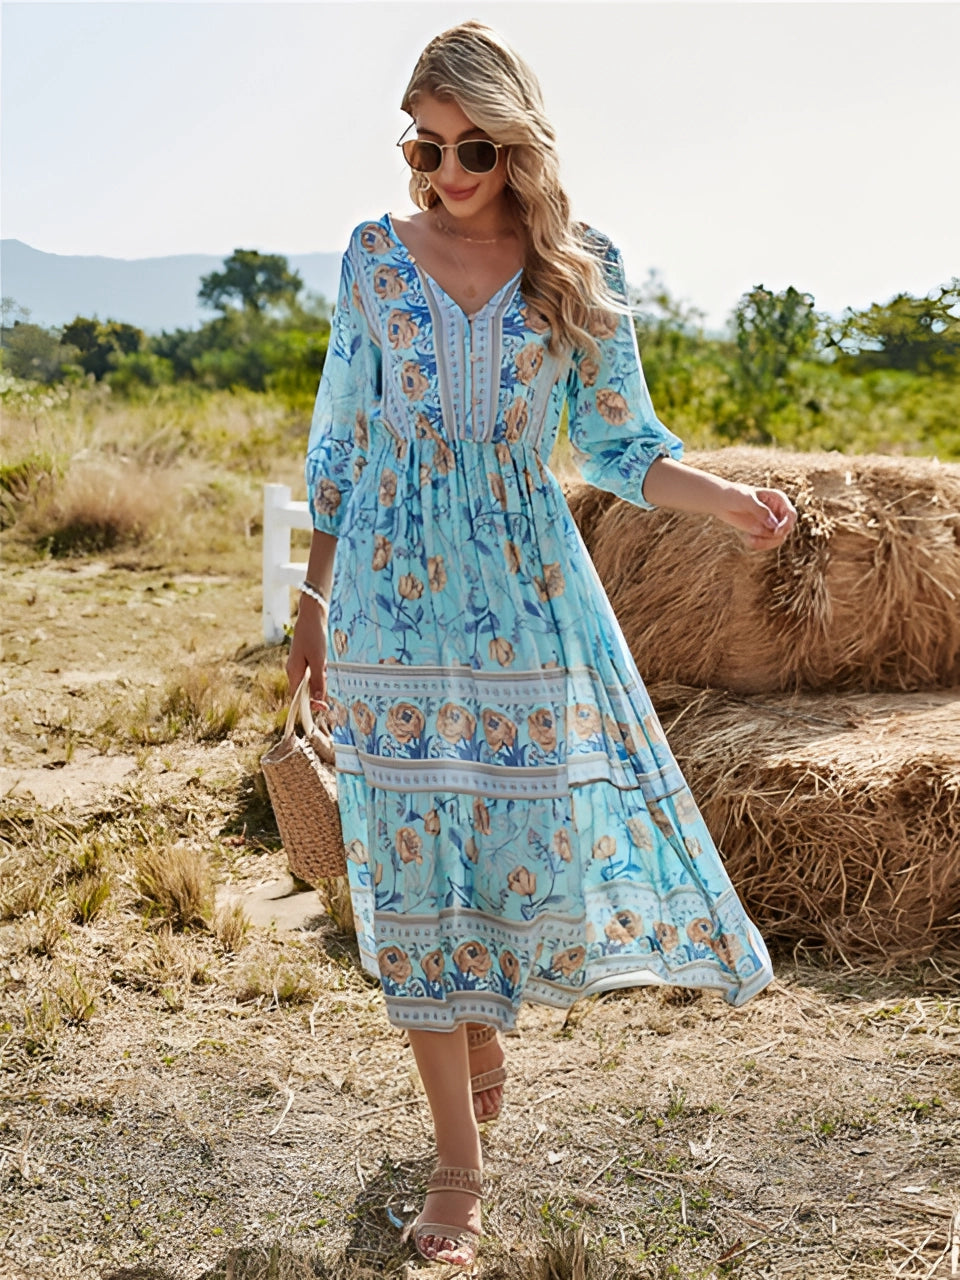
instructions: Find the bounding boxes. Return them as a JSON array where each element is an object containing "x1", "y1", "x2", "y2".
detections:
[
  {"x1": 595, "y1": 388, "x2": 632, "y2": 427},
  {"x1": 625, "y1": 816, "x2": 654, "y2": 852},
  {"x1": 533, "y1": 562, "x2": 565, "y2": 602},
  {"x1": 437, "y1": 702, "x2": 476, "y2": 743},
  {"x1": 654, "y1": 921, "x2": 679, "y2": 952},
  {"x1": 646, "y1": 800, "x2": 673, "y2": 838},
  {"x1": 372, "y1": 534, "x2": 392, "y2": 571},
  {"x1": 712, "y1": 933, "x2": 743, "y2": 968},
  {"x1": 579, "y1": 355, "x2": 600, "y2": 388},
  {"x1": 333, "y1": 628, "x2": 349, "y2": 657},
  {"x1": 345, "y1": 838, "x2": 367, "y2": 864},
  {"x1": 378, "y1": 468, "x2": 397, "y2": 506},
  {"x1": 351, "y1": 700, "x2": 375, "y2": 736},
  {"x1": 570, "y1": 702, "x2": 602, "y2": 739},
  {"x1": 504, "y1": 541, "x2": 522, "y2": 574},
  {"x1": 472, "y1": 797, "x2": 492, "y2": 834},
  {"x1": 427, "y1": 555, "x2": 447, "y2": 592},
  {"x1": 354, "y1": 409, "x2": 369, "y2": 451},
  {"x1": 424, "y1": 808, "x2": 441, "y2": 835},
  {"x1": 675, "y1": 790, "x2": 699, "y2": 823},
  {"x1": 401, "y1": 361, "x2": 430, "y2": 401},
  {"x1": 398, "y1": 573, "x2": 424, "y2": 600},
  {"x1": 551, "y1": 945, "x2": 586, "y2": 978},
  {"x1": 528, "y1": 708, "x2": 557, "y2": 752},
  {"x1": 314, "y1": 478, "x2": 342, "y2": 518},
  {"x1": 373, "y1": 862, "x2": 383, "y2": 886},
  {"x1": 433, "y1": 440, "x2": 455, "y2": 475},
  {"x1": 520, "y1": 303, "x2": 550, "y2": 334},
  {"x1": 592, "y1": 834, "x2": 617, "y2": 861},
  {"x1": 586, "y1": 308, "x2": 619, "y2": 340},
  {"x1": 482, "y1": 708, "x2": 517, "y2": 753},
  {"x1": 508, "y1": 866, "x2": 537, "y2": 896},
  {"x1": 386, "y1": 309, "x2": 419, "y2": 349},
  {"x1": 419, "y1": 463, "x2": 432, "y2": 488},
  {"x1": 515, "y1": 343, "x2": 544, "y2": 384},
  {"x1": 421, "y1": 949, "x2": 445, "y2": 984},
  {"x1": 488, "y1": 472, "x2": 508, "y2": 510},
  {"x1": 495, "y1": 442, "x2": 511, "y2": 466},
  {"x1": 618, "y1": 720, "x2": 639, "y2": 755},
  {"x1": 500, "y1": 949, "x2": 520, "y2": 986},
  {"x1": 453, "y1": 940, "x2": 492, "y2": 978},
  {"x1": 464, "y1": 835, "x2": 479, "y2": 864},
  {"x1": 605, "y1": 909, "x2": 642, "y2": 944},
  {"x1": 551, "y1": 828, "x2": 572, "y2": 862},
  {"x1": 378, "y1": 944, "x2": 411, "y2": 983},
  {"x1": 643, "y1": 713, "x2": 665, "y2": 745},
  {"x1": 372, "y1": 264, "x2": 406, "y2": 299},
  {"x1": 686, "y1": 918, "x2": 714, "y2": 948},
  {"x1": 325, "y1": 696, "x2": 349, "y2": 729},
  {"x1": 352, "y1": 455, "x2": 368, "y2": 485},
  {"x1": 504, "y1": 397, "x2": 529, "y2": 442},
  {"x1": 386, "y1": 701, "x2": 425, "y2": 744},
  {"x1": 523, "y1": 466, "x2": 534, "y2": 494},
  {"x1": 360, "y1": 223, "x2": 394, "y2": 254},
  {"x1": 489, "y1": 637, "x2": 515, "y2": 666},
  {"x1": 535, "y1": 453, "x2": 548, "y2": 484},
  {"x1": 684, "y1": 836, "x2": 703, "y2": 859},
  {"x1": 414, "y1": 412, "x2": 435, "y2": 440},
  {"x1": 395, "y1": 826, "x2": 423, "y2": 865}
]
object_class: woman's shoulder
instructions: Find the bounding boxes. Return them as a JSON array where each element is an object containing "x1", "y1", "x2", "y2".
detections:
[
  {"x1": 573, "y1": 219, "x2": 620, "y2": 263},
  {"x1": 341, "y1": 213, "x2": 395, "y2": 259}
]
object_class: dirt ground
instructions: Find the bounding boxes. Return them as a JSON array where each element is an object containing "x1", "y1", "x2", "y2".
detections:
[{"x1": 2, "y1": 555, "x2": 959, "y2": 1280}]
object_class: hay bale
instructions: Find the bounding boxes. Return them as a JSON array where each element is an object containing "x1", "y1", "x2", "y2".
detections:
[
  {"x1": 648, "y1": 682, "x2": 960, "y2": 963},
  {"x1": 564, "y1": 447, "x2": 960, "y2": 694}
]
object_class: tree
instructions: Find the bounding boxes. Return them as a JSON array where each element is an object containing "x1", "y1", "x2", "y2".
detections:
[
  {"x1": 61, "y1": 317, "x2": 145, "y2": 380},
  {"x1": 1, "y1": 322, "x2": 78, "y2": 382},
  {"x1": 822, "y1": 278, "x2": 960, "y2": 375},
  {"x1": 731, "y1": 285, "x2": 821, "y2": 439},
  {"x1": 198, "y1": 250, "x2": 303, "y2": 316}
]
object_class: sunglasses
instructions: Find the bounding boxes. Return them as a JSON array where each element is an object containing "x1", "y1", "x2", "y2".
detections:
[{"x1": 396, "y1": 124, "x2": 505, "y2": 176}]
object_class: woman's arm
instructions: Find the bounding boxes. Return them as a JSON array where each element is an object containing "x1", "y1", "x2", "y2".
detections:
[
  {"x1": 286, "y1": 530, "x2": 338, "y2": 706},
  {"x1": 641, "y1": 456, "x2": 797, "y2": 552}
]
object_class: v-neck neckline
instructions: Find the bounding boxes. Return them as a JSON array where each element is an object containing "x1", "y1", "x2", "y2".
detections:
[{"x1": 385, "y1": 211, "x2": 523, "y2": 321}]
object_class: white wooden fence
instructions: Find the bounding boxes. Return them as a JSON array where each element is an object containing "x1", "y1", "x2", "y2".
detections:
[{"x1": 262, "y1": 484, "x2": 311, "y2": 643}]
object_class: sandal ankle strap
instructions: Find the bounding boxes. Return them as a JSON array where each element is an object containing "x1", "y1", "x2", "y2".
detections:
[
  {"x1": 427, "y1": 1164, "x2": 484, "y2": 1198},
  {"x1": 465, "y1": 1023, "x2": 498, "y2": 1049}
]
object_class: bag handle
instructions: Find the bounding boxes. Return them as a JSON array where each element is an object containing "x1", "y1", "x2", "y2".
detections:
[{"x1": 285, "y1": 668, "x2": 336, "y2": 762}]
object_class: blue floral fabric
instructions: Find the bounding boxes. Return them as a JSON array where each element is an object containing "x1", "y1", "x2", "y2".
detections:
[{"x1": 305, "y1": 211, "x2": 773, "y2": 1030}]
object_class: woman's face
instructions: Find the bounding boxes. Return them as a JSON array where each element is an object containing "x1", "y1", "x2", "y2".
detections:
[{"x1": 410, "y1": 93, "x2": 509, "y2": 219}]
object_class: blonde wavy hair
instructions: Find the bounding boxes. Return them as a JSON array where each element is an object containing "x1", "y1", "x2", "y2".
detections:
[{"x1": 399, "y1": 21, "x2": 630, "y2": 360}]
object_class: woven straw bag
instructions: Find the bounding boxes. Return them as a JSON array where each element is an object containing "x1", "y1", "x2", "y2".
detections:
[{"x1": 260, "y1": 669, "x2": 346, "y2": 882}]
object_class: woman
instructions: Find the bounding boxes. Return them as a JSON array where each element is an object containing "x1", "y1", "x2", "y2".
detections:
[{"x1": 287, "y1": 20, "x2": 796, "y2": 1268}]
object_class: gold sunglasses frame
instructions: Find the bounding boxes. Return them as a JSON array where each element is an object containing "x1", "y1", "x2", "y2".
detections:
[{"x1": 395, "y1": 124, "x2": 506, "y2": 175}]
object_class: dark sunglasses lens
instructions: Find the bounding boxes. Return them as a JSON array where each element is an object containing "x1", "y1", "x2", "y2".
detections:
[
  {"x1": 402, "y1": 140, "x2": 442, "y2": 172},
  {"x1": 457, "y1": 140, "x2": 498, "y2": 173}
]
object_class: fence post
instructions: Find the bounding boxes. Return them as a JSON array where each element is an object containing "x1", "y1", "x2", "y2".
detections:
[{"x1": 263, "y1": 484, "x2": 293, "y2": 644}]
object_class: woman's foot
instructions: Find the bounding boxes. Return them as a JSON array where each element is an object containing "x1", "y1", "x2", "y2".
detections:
[
  {"x1": 404, "y1": 1164, "x2": 483, "y2": 1267},
  {"x1": 466, "y1": 1023, "x2": 505, "y2": 1122}
]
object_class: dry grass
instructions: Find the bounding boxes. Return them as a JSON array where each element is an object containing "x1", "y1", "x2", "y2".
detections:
[
  {"x1": 565, "y1": 447, "x2": 960, "y2": 694},
  {"x1": 647, "y1": 683, "x2": 960, "y2": 964},
  {"x1": 134, "y1": 844, "x2": 216, "y2": 931}
]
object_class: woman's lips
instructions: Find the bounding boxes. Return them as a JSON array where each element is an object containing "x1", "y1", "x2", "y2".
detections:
[{"x1": 442, "y1": 185, "x2": 479, "y2": 201}]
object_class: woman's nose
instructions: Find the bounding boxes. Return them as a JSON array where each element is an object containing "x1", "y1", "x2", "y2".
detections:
[{"x1": 439, "y1": 147, "x2": 467, "y2": 182}]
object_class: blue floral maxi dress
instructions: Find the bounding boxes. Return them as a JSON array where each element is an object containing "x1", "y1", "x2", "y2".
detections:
[{"x1": 305, "y1": 212, "x2": 773, "y2": 1031}]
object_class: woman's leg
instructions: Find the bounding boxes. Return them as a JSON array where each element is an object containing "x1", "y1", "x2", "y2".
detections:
[
  {"x1": 465, "y1": 1021, "x2": 506, "y2": 1120},
  {"x1": 407, "y1": 1025, "x2": 483, "y2": 1262}
]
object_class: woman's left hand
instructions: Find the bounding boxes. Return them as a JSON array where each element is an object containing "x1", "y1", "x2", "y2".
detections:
[{"x1": 715, "y1": 483, "x2": 798, "y2": 551}]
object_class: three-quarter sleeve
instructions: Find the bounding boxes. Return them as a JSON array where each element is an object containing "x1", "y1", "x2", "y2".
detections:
[
  {"x1": 305, "y1": 239, "x2": 381, "y2": 535},
  {"x1": 565, "y1": 237, "x2": 684, "y2": 510}
]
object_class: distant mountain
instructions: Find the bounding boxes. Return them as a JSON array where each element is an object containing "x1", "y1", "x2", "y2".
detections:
[{"x1": 0, "y1": 240, "x2": 343, "y2": 334}]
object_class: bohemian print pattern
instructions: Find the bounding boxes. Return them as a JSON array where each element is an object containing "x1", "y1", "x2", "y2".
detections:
[{"x1": 305, "y1": 212, "x2": 773, "y2": 1029}]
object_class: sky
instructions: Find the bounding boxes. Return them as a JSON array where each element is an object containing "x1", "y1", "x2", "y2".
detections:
[{"x1": 2, "y1": 1, "x2": 958, "y2": 332}]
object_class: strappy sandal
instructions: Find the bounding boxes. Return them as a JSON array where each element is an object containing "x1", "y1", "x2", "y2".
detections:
[
  {"x1": 400, "y1": 1163, "x2": 483, "y2": 1269},
  {"x1": 467, "y1": 1024, "x2": 507, "y2": 1122}
]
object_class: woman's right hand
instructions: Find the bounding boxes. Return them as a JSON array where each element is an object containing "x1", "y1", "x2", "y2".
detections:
[{"x1": 286, "y1": 596, "x2": 329, "y2": 709}]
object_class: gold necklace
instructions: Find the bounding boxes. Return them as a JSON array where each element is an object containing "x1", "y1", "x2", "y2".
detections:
[{"x1": 432, "y1": 209, "x2": 517, "y2": 244}]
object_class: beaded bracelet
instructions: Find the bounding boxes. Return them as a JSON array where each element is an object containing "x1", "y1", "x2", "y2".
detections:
[{"x1": 299, "y1": 580, "x2": 328, "y2": 608}]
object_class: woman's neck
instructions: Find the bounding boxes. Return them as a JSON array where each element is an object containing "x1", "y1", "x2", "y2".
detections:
[{"x1": 430, "y1": 197, "x2": 519, "y2": 243}]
